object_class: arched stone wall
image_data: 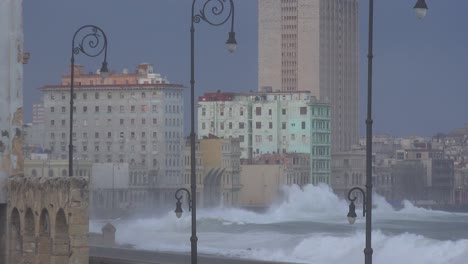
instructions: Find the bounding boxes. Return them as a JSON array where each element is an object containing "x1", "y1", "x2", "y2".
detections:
[
  {"x1": 7, "y1": 176, "x2": 89, "y2": 264},
  {"x1": 52, "y1": 209, "x2": 69, "y2": 264},
  {"x1": 9, "y1": 208, "x2": 22, "y2": 264},
  {"x1": 23, "y1": 208, "x2": 35, "y2": 264},
  {"x1": 37, "y1": 209, "x2": 51, "y2": 264}
]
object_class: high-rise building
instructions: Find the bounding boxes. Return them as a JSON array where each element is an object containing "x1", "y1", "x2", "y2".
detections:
[
  {"x1": 41, "y1": 63, "x2": 185, "y2": 192},
  {"x1": 197, "y1": 90, "x2": 331, "y2": 184},
  {"x1": 258, "y1": 0, "x2": 359, "y2": 153}
]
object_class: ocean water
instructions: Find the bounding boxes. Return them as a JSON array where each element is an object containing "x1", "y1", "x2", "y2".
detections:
[{"x1": 91, "y1": 184, "x2": 468, "y2": 264}]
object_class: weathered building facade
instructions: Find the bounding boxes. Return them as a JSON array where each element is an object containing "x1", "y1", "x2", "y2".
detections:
[{"x1": 198, "y1": 90, "x2": 331, "y2": 184}]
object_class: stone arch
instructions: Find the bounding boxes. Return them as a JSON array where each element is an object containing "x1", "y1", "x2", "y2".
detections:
[
  {"x1": 53, "y1": 208, "x2": 69, "y2": 263},
  {"x1": 23, "y1": 208, "x2": 36, "y2": 263},
  {"x1": 9, "y1": 208, "x2": 22, "y2": 263},
  {"x1": 38, "y1": 209, "x2": 52, "y2": 264}
]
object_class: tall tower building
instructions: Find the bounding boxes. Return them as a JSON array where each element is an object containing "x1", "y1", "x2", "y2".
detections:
[{"x1": 258, "y1": 0, "x2": 359, "y2": 153}]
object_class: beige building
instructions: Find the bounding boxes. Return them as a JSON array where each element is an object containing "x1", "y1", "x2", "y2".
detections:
[
  {"x1": 239, "y1": 153, "x2": 311, "y2": 209},
  {"x1": 184, "y1": 136, "x2": 242, "y2": 207},
  {"x1": 24, "y1": 154, "x2": 93, "y2": 178},
  {"x1": 239, "y1": 164, "x2": 283, "y2": 210},
  {"x1": 331, "y1": 147, "x2": 366, "y2": 199},
  {"x1": 258, "y1": 0, "x2": 359, "y2": 153}
]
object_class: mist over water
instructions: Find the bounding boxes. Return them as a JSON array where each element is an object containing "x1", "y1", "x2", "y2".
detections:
[{"x1": 91, "y1": 185, "x2": 468, "y2": 264}]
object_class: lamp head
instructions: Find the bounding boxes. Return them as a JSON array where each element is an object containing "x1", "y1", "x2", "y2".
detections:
[
  {"x1": 347, "y1": 201, "x2": 357, "y2": 224},
  {"x1": 174, "y1": 200, "x2": 183, "y2": 218},
  {"x1": 226, "y1": 31, "x2": 237, "y2": 53},
  {"x1": 414, "y1": 0, "x2": 428, "y2": 19},
  {"x1": 100, "y1": 61, "x2": 109, "y2": 79}
]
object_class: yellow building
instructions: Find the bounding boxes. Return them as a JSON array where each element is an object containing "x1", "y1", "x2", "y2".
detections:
[{"x1": 184, "y1": 136, "x2": 241, "y2": 207}]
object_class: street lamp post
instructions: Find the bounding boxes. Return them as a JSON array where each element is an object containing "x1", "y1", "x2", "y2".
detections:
[
  {"x1": 174, "y1": 1, "x2": 237, "y2": 264},
  {"x1": 346, "y1": 1, "x2": 428, "y2": 264},
  {"x1": 69, "y1": 25, "x2": 109, "y2": 176}
]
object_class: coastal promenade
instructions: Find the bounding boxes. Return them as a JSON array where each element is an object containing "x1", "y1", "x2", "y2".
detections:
[{"x1": 90, "y1": 246, "x2": 298, "y2": 264}]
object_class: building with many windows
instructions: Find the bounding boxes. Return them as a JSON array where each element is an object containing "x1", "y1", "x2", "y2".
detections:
[
  {"x1": 40, "y1": 63, "x2": 185, "y2": 202},
  {"x1": 258, "y1": 0, "x2": 359, "y2": 153},
  {"x1": 198, "y1": 90, "x2": 331, "y2": 184}
]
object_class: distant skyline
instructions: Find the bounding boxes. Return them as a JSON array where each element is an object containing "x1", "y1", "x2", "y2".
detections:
[{"x1": 23, "y1": 0, "x2": 468, "y2": 137}]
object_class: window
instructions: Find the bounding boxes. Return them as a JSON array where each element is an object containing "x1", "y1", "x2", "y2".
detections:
[
  {"x1": 282, "y1": 109, "x2": 286, "y2": 115},
  {"x1": 107, "y1": 92, "x2": 112, "y2": 99},
  {"x1": 239, "y1": 122, "x2": 245, "y2": 129},
  {"x1": 152, "y1": 105, "x2": 157, "y2": 113},
  {"x1": 95, "y1": 132, "x2": 99, "y2": 139},
  {"x1": 142, "y1": 118, "x2": 146, "y2": 125},
  {"x1": 107, "y1": 132, "x2": 112, "y2": 138},
  {"x1": 83, "y1": 93, "x2": 87, "y2": 99},
  {"x1": 302, "y1": 121, "x2": 306, "y2": 129},
  {"x1": 95, "y1": 92, "x2": 99, "y2": 99},
  {"x1": 256, "y1": 107, "x2": 262, "y2": 116},
  {"x1": 416, "y1": 153, "x2": 422, "y2": 159},
  {"x1": 256, "y1": 122, "x2": 261, "y2": 129},
  {"x1": 95, "y1": 145, "x2": 99, "y2": 151},
  {"x1": 153, "y1": 118, "x2": 157, "y2": 125},
  {"x1": 202, "y1": 108, "x2": 206, "y2": 116},
  {"x1": 220, "y1": 123, "x2": 224, "y2": 130},
  {"x1": 83, "y1": 120, "x2": 88, "y2": 126},
  {"x1": 153, "y1": 132, "x2": 157, "y2": 138},
  {"x1": 120, "y1": 119, "x2": 124, "y2": 125},
  {"x1": 202, "y1": 123, "x2": 206, "y2": 129},
  {"x1": 141, "y1": 105, "x2": 147, "y2": 112},
  {"x1": 220, "y1": 110, "x2": 224, "y2": 116},
  {"x1": 268, "y1": 135, "x2": 273, "y2": 142},
  {"x1": 239, "y1": 135, "x2": 244, "y2": 142},
  {"x1": 300, "y1": 107, "x2": 307, "y2": 115},
  {"x1": 61, "y1": 93, "x2": 66, "y2": 99},
  {"x1": 255, "y1": 135, "x2": 262, "y2": 143},
  {"x1": 50, "y1": 107, "x2": 55, "y2": 113},
  {"x1": 61, "y1": 120, "x2": 65, "y2": 126},
  {"x1": 282, "y1": 122, "x2": 286, "y2": 129},
  {"x1": 131, "y1": 119, "x2": 135, "y2": 125},
  {"x1": 268, "y1": 109, "x2": 272, "y2": 116},
  {"x1": 83, "y1": 106, "x2": 87, "y2": 113},
  {"x1": 141, "y1": 92, "x2": 146, "y2": 98},
  {"x1": 120, "y1": 106, "x2": 124, "y2": 113},
  {"x1": 269, "y1": 122, "x2": 273, "y2": 129},
  {"x1": 120, "y1": 132, "x2": 124, "y2": 139},
  {"x1": 229, "y1": 122, "x2": 233, "y2": 129},
  {"x1": 83, "y1": 132, "x2": 87, "y2": 138},
  {"x1": 240, "y1": 108, "x2": 244, "y2": 116},
  {"x1": 95, "y1": 106, "x2": 99, "y2": 112},
  {"x1": 50, "y1": 120, "x2": 55, "y2": 126},
  {"x1": 291, "y1": 134, "x2": 296, "y2": 140},
  {"x1": 50, "y1": 94, "x2": 55, "y2": 100},
  {"x1": 142, "y1": 132, "x2": 146, "y2": 138},
  {"x1": 61, "y1": 106, "x2": 66, "y2": 113},
  {"x1": 131, "y1": 105, "x2": 135, "y2": 112},
  {"x1": 120, "y1": 92, "x2": 124, "y2": 99},
  {"x1": 107, "y1": 106, "x2": 112, "y2": 113},
  {"x1": 83, "y1": 145, "x2": 87, "y2": 151},
  {"x1": 50, "y1": 133, "x2": 55, "y2": 139},
  {"x1": 131, "y1": 132, "x2": 135, "y2": 139}
]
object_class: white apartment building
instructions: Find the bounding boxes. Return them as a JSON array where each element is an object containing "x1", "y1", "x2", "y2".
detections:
[
  {"x1": 258, "y1": 0, "x2": 359, "y2": 153},
  {"x1": 197, "y1": 89, "x2": 331, "y2": 184},
  {"x1": 41, "y1": 63, "x2": 185, "y2": 191}
]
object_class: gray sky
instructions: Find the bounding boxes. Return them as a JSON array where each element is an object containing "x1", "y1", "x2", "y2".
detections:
[{"x1": 23, "y1": 0, "x2": 468, "y2": 137}]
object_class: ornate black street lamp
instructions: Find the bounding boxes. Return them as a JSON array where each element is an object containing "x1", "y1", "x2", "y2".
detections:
[
  {"x1": 174, "y1": 1, "x2": 237, "y2": 264},
  {"x1": 346, "y1": 1, "x2": 427, "y2": 263},
  {"x1": 414, "y1": 0, "x2": 429, "y2": 19},
  {"x1": 174, "y1": 188, "x2": 192, "y2": 219},
  {"x1": 69, "y1": 25, "x2": 108, "y2": 176},
  {"x1": 346, "y1": 187, "x2": 366, "y2": 225}
]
